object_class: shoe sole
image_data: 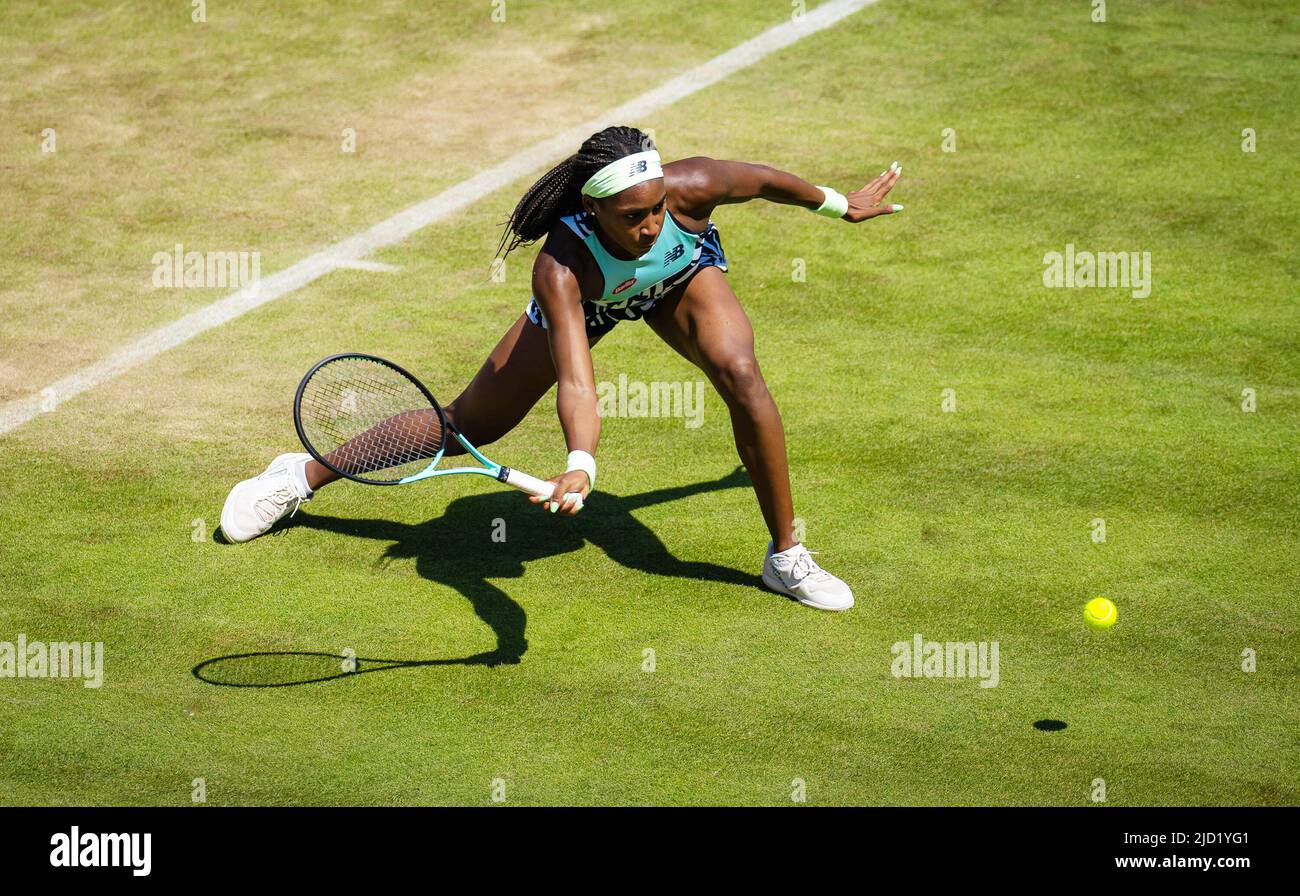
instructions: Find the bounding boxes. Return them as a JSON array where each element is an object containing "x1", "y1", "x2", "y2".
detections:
[{"x1": 761, "y1": 570, "x2": 853, "y2": 612}]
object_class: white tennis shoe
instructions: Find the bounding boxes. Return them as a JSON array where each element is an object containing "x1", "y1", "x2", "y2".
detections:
[
  {"x1": 220, "y1": 453, "x2": 313, "y2": 543},
  {"x1": 761, "y1": 541, "x2": 854, "y2": 611}
]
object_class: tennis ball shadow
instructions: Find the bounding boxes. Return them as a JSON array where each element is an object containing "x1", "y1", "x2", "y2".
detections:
[
  {"x1": 196, "y1": 465, "x2": 756, "y2": 687},
  {"x1": 1033, "y1": 719, "x2": 1068, "y2": 732}
]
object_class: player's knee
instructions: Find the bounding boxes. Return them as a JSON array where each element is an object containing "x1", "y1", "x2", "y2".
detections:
[
  {"x1": 712, "y1": 354, "x2": 767, "y2": 407},
  {"x1": 453, "y1": 421, "x2": 502, "y2": 450},
  {"x1": 442, "y1": 403, "x2": 462, "y2": 434},
  {"x1": 441, "y1": 405, "x2": 493, "y2": 451}
]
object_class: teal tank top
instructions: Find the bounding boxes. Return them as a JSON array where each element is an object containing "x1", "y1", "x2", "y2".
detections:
[{"x1": 561, "y1": 209, "x2": 707, "y2": 304}]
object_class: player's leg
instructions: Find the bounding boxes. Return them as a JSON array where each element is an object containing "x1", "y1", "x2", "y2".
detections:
[
  {"x1": 645, "y1": 267, "x2": 795, "y2": 548},
  {"x1": 441, "y1": 312, "x2": 574, "y2": 457},
  {"x1": 300, "y1": 312, "x2": 563, "y2": 491},
  {"x1": 643, "y1": 266, "x2": 853, "y2": 610},
  {"x1": 222, "y1": 311, "x2": 598, "y2": 543}
]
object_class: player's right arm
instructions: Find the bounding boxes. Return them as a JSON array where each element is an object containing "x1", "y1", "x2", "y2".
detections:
[{"x1": 529, "y1": 234, "x2": 599, "y2": 515}]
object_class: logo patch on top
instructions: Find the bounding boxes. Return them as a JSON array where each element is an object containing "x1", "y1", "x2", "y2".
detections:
[{"x1": 612, "y1": 277, "x2": 638, "y2": 295}]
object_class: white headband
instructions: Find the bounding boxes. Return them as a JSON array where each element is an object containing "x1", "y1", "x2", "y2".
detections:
[{"x1": 580, "y1": 150, "x2": 663, "y2": 198}]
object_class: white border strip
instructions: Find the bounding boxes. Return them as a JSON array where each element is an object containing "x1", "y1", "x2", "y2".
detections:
[{"x1": 0, "y1": 0, "x2": 878, "y2": 436}]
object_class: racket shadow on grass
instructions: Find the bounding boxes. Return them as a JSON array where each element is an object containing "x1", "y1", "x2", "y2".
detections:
[{"x1": 194, "y1": 465, "x2": 756, "y2": 687}]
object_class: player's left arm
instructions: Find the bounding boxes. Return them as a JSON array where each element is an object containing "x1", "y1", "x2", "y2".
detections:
[{"x1": 665, "y1": 156, "x2": 902, "y2": 224}]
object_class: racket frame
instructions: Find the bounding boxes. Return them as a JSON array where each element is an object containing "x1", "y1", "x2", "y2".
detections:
[{"x1": 293, "y1": 352, "x2": 555, "y2": 498}]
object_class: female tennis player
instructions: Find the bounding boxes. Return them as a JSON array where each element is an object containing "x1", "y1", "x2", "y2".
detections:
[{"x1": 222, "y1": 126, "x2": 904, "y2": 611}]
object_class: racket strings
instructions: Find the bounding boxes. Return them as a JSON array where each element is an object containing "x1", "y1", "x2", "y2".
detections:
[
  {"x1": 298, "y1": 359, "x2": 446, "y2": 483},
  {"x1": 328, "y1": 407, "x2": 445, "y2": 475}
]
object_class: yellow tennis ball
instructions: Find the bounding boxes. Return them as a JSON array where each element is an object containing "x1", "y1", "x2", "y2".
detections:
[{"x1": 1083, "y1": 597, "x2": 1118, "y2": 630}]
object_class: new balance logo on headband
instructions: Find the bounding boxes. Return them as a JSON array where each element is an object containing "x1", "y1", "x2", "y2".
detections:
[{"x1": 629, "y1": 159, "x2": 648, "y2": 176}]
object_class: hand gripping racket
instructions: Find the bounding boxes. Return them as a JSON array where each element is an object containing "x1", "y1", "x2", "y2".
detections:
[{"x1": 293, "y1": 353, "x2": 557, "y2": 499}]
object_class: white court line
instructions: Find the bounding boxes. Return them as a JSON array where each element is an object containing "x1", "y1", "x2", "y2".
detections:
[
  {"x1": 0, "y1": 0, "x2": 879, "y2": 436},
  {"x1": 331, "y1": 260, "x2": 402, "y2": 273}
]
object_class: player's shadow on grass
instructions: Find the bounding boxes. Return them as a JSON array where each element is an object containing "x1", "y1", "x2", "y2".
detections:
[{"x1": 194, "y1": 465, "x2": 757, "y2": 687}]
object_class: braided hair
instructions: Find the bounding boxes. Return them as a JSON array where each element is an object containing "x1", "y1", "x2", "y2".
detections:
[{"x1": 495, "y1": 125, "x2": 654, "y2": 262}]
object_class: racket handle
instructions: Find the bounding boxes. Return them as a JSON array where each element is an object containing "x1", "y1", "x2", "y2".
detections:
[{"x1": 499, "y1": 466, "x2": 558, "y2": 499}]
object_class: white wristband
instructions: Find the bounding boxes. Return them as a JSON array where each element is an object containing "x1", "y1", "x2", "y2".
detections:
[
  {"x1": 813, "y1": 186, "x2": 849, "y2": 218},
  {"x1": 566, "y1": 449, "x2": 596, "y2": 490}
]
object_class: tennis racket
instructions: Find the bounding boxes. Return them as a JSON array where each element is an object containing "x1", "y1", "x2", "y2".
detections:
[{"x1": 293, "y1": 353, "x2": 558, "y2": 500}]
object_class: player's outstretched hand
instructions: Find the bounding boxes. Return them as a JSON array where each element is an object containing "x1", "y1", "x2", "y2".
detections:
[
  {"x1": 528, "y1": 469, "x2": 590, "y2": 515},
  {"x1": 842, "y1": 161, "x2": 904, "y2": 222}
]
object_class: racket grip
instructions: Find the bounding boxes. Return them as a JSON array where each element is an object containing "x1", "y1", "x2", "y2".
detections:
[{"x1": 500, "y1": 466, "x2": 558, "y2": 499}]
